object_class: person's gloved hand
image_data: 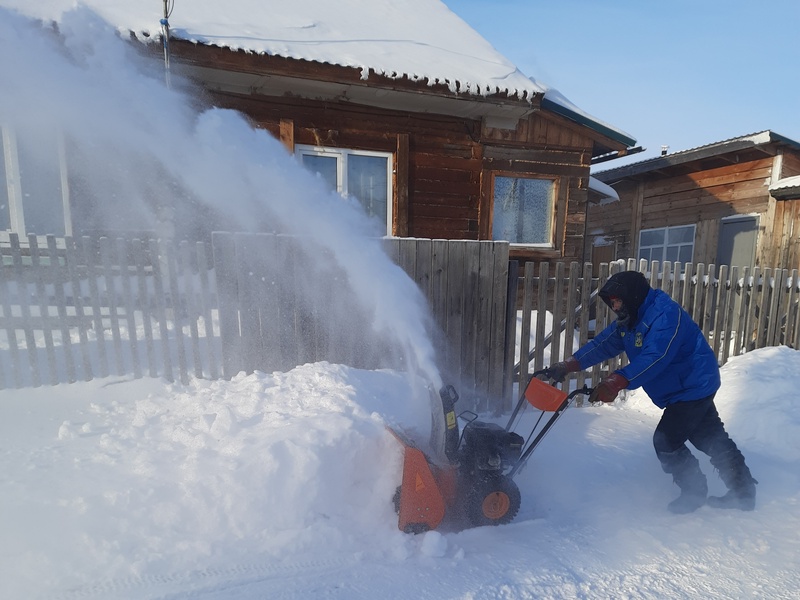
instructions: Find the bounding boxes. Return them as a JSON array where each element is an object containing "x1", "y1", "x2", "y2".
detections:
[
  {"x1": 546, "y1": 356, "x2": 581, "y2": 383},
  {"x1": 589, "y1": 373, "x2": 629, "y2": 404}
]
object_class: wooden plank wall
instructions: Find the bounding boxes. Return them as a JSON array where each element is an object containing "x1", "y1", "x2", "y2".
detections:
[
  {"x1": 208, "y1": 91, "x2": 594, "y2": 264},
  {"x1": 782, "y1": 152, "x2": 800, "y2": 178},
  {"x1": 588, "y1": 156, "x2": 780, "y2": 265}
]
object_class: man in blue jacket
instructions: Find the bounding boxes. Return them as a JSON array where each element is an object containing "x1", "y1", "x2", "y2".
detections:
[{"x1": 548, "y1": 270, "x2": 757, "y2": 514}]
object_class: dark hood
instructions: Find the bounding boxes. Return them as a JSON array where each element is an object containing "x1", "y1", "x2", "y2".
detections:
[{"x1": 599, "y1": 271, "x2": 652, "y2": 328}]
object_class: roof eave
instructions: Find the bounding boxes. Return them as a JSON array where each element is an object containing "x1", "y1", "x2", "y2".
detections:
[
  {"x1": 594, "y1": 131, "x2": 800, "y2": 182},
  {"x1": 541, "y1": 96, "x2": 636, "y2": 148}
]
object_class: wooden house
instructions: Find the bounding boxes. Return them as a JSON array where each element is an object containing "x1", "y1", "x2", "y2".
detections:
[
  {"x1": 0, "y1": 0, "x2": 637, "y2": 263},
  {"x1": 589, "y1": 131, "x2": 800, "y2": 270}
]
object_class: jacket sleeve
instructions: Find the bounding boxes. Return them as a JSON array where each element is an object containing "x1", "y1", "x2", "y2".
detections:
[
  {"x1": 573, "y1": 322, "x2": 625, "y2": 369},
  {"x1": 618, "y1": 303, "x2": 685, "y2": 389}
]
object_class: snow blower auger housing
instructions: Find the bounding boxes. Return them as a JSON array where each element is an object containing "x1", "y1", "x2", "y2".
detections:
[{"x1": 391, "y1": 371, "x2": 591, "y2": 533}]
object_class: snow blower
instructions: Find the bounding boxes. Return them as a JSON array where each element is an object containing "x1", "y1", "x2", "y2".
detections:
[{"x1": 390, "y1": 369, "x2": 592, "y2": 532}]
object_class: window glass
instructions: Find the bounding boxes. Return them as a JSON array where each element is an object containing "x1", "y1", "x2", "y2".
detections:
[
  {"x1": 639, "y1": 225, "x2": 695, "y2": 267},
  {"x1": 347, "y1": 154, "x2": 388, "y2": 225},
  {"x1": 667, "y1": 225, "x2": 694, "y2": 244},
  {"x1": 0, "y1": 132, "x2": 9, "y2": 231},
  {"x1": 17, "y1": 133, "x2": 66, "y2": 236},
  {"x1": 297, "y1": 146, "x2": 392, "y2": 235},
  {"x1": 301, "y1": 154, "x2": 338, "y2": 193},
  {"x1": 640, "y1": 229, "x2": 664, "y2": 246},
  {"x1": 493, "y1": 176, "x2": 554, "y2": 245}
]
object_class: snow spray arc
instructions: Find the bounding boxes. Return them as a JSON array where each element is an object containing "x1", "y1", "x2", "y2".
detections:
[{"x1": 0, "y1": 7, "x2": 442, "y2": 408}]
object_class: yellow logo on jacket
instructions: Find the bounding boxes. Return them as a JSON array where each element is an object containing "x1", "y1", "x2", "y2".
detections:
[{"x1": 635, "y1": 332, "x2": 643, "y2": 347}]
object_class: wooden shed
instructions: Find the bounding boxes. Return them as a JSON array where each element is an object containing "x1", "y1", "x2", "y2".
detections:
[
  {"x1": 589, "y1": 131, "x2": 800, "y2": 270},
  {"x1": 1, "y1": 0, "x2": 637, "y2": 264}
]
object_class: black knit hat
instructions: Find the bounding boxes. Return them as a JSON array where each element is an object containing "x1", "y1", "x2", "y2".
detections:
[{"x1": 599, "y1": 271, "x2": 651, "y2": 328}]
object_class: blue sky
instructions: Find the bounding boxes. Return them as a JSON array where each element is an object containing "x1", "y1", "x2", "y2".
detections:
[{"x1": 445, "y1": 0, "x2": 800, "y2": 167}]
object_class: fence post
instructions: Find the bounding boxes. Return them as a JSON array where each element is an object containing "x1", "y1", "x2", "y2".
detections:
[
  {"x1": 211, "y1": 232, "x2": 240, "y2": 379},
  {"x1": 64, "y1": 237, "x2": 93, "y2": 381},
  {"x1": 743, "y1": 267, "x2": 760, "y2": 351},
  {"x1": 702, "y1": 264, "x2": 716, "y2": 342},
  {"x1": 550, "y1": 261, "x2": 565, "y2": 367},
  {"x1": 731, "y1": 266, "x2": 746, "y2": 358},
  {"x1": 47, "y1": 235, "x2": 76, "y2": 383},
  {"x1": 148, "y1": 239, "x2": 174, "y2": 382},
  {"x1": 712, "y1": 265, "x2": 728, "y2": 360},
  {"x1": 11, "y1": 234, "x2": 40, "y2": 387},
  {"x1": 502, "y1": 260, "x2": 519, "y2": 412},
  {"x1": 767, "y1": 268, "x2": 787, "y2": 346},
  {"x1": 755, "y1": 268, "x2": 771, "y2": 349},
  {"x1": 0, "y1": 236, "x2": 22, "y2": 388},
  {"x1": 487, "y1": 242, "x2": 510, "y2": 410},
  {"x1": 575, "y1": 262, "x2": 593, "y2": 396},
  {"x1": 196, "y1": 241, "x2": 219, "y2": 379},
  {"x1": 721, "y1": 266, "x2": 737, "y2": 365},
  {"x1": 28, "y1": 235, "x2": 58, "y2": 385},
  {"x1": 516, "y1": 261, "x2": 535, "y2": 393},
  {"x1": 533, "y1": 262, "x2": 549, "y2": 374},
  {"x1": 787, "y1": 269, "x2": 800, "y2": 348},
  {"x1": 562, "y1": 262, "x2": 580, "y2": 366}
]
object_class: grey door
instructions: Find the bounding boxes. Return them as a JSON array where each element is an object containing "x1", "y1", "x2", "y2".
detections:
[
  {"x1": 717, "y1": 216, "x2": 759, "y2": 335},
  {"x1": 717, "y1": 216, "x2": 758, "y2": 270}
]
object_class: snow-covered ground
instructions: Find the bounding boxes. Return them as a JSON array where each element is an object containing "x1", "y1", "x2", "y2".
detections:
[
  {"x1": 2, "y1": 345, "x2": 799, "y2": 599},
  {"x1": 1, "y1": 6, "x2": 798, "y2": 598}
]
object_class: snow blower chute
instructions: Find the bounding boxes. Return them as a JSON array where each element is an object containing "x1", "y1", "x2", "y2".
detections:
[{"x1": 391, "y1": 370, "x2": 592, "y2": 532}]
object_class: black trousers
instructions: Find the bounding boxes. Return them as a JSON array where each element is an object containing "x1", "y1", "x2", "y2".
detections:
[{"x1": 652, "y1": 394, "x2": 741, "y2": 474}]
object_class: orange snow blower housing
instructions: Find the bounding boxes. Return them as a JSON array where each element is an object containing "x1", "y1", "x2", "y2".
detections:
[{"x1": 391, "y1": 371, "x2": 591, "y2": 532}]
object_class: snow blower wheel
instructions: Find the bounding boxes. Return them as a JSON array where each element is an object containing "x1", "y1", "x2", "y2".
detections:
[{"x1": 466, "y1": 476, "x2": 521, "y2": 527}]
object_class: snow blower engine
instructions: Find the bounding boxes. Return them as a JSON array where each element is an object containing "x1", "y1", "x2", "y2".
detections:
[{"x1": 391, "y1": 371, "x2": 592, "y2": 532}]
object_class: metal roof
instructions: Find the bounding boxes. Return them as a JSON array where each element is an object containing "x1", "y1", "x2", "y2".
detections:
[{"x1": 593, "y1": 131, "x2": 800, "y2": 182}]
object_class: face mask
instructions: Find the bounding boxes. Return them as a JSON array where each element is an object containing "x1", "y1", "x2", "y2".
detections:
[{"x1": 614, "y1": 304, "x2": 631, "y2": 327}]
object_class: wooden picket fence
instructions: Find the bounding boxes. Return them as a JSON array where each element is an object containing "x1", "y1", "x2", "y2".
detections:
[
  {"x1": 209, "y1": 233, "x2": 510, "y2": 409},
  {"x1": 0, "y1": 233, "x2": 510, "y2": 409},
  {"x1": 1, "y1": 231, "x2": 798, "y2": 413},
  {"x1": 0, "y1": 233, "x2": 219, "y2": 388},
  {"x1": 513, "y1": 258, "x2": 800, "y2": 409}
]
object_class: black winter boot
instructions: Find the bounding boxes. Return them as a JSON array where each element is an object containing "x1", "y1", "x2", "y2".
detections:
[
  {"x1": 661, "y1": 449, "x2": 708, "y2": 514},
  {"x1": 708, "y1": 449, "x2": 757, "y2": 511},
  {"x1": 668, "y1": 469, "x2": 708, "y2": 514}
]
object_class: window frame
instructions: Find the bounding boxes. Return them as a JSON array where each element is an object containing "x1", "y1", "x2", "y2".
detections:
[
  {"x1": 637, "y1": 224, "x2": 696, "y2": 265},
  {"x1": 1, "y1": 125, "x2": 73, "y2": 244},
  {"x1": 489, "y1": 172, "x2": 558, "y2": 248},
  {"x1": 295, "y1": 144, "x2": 394, "y2": 236}
]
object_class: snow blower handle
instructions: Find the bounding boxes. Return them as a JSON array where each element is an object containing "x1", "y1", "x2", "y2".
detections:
[
  {"x1": 533, "y1": 367, "x2": 557, "y2": 381},
  {"x1": 569, "y1": 385, "x2": 593, "y2": 400}
]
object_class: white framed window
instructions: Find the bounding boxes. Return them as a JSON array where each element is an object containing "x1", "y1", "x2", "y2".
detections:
[
  {"x1": 492, "y1": 174, "x2": 556, "y2": 246},
  {"x1": 296, "y1": 145, "x2": 393, "y2": 235},
  {"x1": 1, "y1": 125, "x2": 72, "y2": 241},
  {"x1": 638, "y1": 224, "x2": 695, "y2": 264}
]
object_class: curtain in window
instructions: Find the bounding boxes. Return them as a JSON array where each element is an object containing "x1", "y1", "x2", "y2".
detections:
[{"x1": 493, "y1": 176, "x2": 554, "y2": 244}]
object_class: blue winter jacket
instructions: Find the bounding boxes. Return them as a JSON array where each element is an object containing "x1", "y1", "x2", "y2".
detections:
[{"x1": 573, "y1": 288, "x2": 720, "y2": 408}]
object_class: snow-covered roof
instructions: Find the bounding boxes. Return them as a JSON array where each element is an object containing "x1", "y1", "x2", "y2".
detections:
[
  {"x1": 587, "y1": 176, "x2": 619, "y2": 203},
  {"x1": 770, "y1": 174, "x2": 800, "y2": 199},
  {"x1": 0, "y1": 0, "x2": 635, "y2": 145},
  {"x1": 4, "y1": 0, "x2": 541, "y2": 99}
]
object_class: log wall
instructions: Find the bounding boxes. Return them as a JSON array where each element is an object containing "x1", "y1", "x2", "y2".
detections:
[{"x1": 588, "y1": 154, "x2": 800, "y2": 269}]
